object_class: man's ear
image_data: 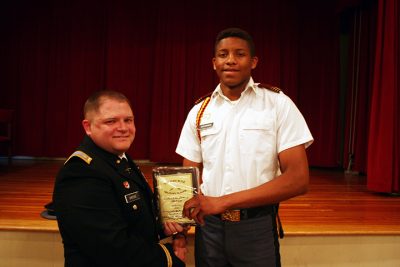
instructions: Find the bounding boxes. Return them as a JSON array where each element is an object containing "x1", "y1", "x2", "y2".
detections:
[
  {"x1": 82, "y1": 119, "x2": 91, "y2": 135},
  {"x1": 212, "y1": 58, "x2": 216, "y2": 70},
  {"x1": 251, "y1": 56, "x2": 259, "y2": 69}
]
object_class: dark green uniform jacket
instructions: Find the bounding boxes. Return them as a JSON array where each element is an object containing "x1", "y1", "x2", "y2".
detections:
[{"x1": 53, "y1": 136, "x2": 184, "y2": 267}]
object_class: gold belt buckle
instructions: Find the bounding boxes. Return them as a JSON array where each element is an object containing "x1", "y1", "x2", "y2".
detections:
[{"x1": 221, "y1": 210, "x2": 240, "y2": 222}]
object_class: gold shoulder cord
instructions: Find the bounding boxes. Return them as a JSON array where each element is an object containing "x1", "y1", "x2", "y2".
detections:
[
  {"x1": 195, "y1": 96, "x2": 211, "y2": 143},
  {"x1": 158, "y1": 244, "x2": 172, "y2": 267}
]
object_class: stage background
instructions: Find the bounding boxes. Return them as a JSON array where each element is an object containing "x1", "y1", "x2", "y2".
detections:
[{"x1": 0, "y1": 0, "x2": 398, "y2": 192}]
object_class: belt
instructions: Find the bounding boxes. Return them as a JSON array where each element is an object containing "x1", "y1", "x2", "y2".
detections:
[{"x1": 214, "y1": 205, "x2": 274, "y2": 222}]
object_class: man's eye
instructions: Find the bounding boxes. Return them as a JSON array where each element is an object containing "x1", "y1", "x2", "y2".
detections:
[
  {"x1": 105, "y1": 120, "x2": 115, "y2": 125},
  {"x1": 218, "y1": 53, "x2": 227, "y2": 58}
]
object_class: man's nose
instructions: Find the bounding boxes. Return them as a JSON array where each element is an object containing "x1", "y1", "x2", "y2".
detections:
[
  {"x1": 226, "y1": 53, "x2": 237, "y2": 64},
  {"x1": 117, "y1": 121, "x2": 128, "y2": 130}
]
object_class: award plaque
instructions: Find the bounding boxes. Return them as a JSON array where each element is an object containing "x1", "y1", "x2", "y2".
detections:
[{"x1": 153, "y1": 166, "x2": 199, "y2": 226}]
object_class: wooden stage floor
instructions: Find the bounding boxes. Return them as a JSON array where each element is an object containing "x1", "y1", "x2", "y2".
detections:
[{"x1": 1, "y1": 158, "x2": 400, "y2": 236}]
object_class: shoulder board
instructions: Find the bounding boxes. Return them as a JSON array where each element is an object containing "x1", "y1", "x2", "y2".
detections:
[
  {"x1": 258, "y1": 83, "x2": 282, "y2": 93},
  {"x1": 194, "y1": 92, "x2": 213, "y2": 105},
  {"x1": 64, "y1": 150, "x2": 93, "y2": 165}
]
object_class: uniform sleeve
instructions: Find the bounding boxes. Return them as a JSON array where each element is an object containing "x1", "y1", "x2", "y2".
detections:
[
  {"x1": 176, "y1": 105, "x2": 203, "y2": 163},
  {"x1": 276, "y1": 94, "x2": 314, "y2": 153},
  {"x1": 159, "y1": 243, "x2": 185, "y2": 267},
  {"x1": 53, "y1": 159, "x2": 185, "y2": 267}
]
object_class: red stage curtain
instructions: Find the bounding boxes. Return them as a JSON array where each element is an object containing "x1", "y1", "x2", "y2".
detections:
[
  {"x1": 296, "y1": 1, "x2": 341, "y2": 167},
  {"x1": 341, "y1": 3, "x2": 377, "y2": 174},
  {"x1": 0, "y1": 0, "x2": 349, "y2": 167},
  {"x1": 367, "y1": 0, "x2": 399, "y2": 193}
]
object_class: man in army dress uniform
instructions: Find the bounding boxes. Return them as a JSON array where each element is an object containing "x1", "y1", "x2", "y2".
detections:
[{"x1": 53, "y1": 90, "x2": 186, "y2": 267}]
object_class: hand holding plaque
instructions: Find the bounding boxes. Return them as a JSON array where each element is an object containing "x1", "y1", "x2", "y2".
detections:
[{"x1": 153, "y1": 166, "x2": 199, "y2": 226}]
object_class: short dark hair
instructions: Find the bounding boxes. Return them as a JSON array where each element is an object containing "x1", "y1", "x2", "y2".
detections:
[
  {"x1": 84, "y1": 90, "x2": 132, "y2": 119},
  {"x1": 214, "y1": 28, "x2": 256, "y2": 56}
]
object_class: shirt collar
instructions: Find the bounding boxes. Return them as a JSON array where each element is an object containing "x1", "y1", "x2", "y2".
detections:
[
  {"x1": 212, "y1": 77, "x2": 258, "y2": 100},
  {"x1": 119, "y1": 153, "x2": 128, "y2": 160}
]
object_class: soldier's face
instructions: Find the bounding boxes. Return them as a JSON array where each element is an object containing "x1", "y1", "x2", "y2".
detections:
[
  {"x1": 83, "y1": 98, "x2": 135, "y2": 156},
  {"x1": 212, "y1": 37, "x2": 258, "y2": 90}
]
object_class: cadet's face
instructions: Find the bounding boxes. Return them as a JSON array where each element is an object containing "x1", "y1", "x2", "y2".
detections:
[
  {"x1": 213, "y1": 37, "x2": 258, "y2": 90},
  {"x1": 83, "y1": 98, "x2": 135, "y2": 156}
]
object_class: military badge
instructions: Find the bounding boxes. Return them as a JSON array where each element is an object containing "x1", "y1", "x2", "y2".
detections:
[{"x1": 123, "y1": 181, "x2": 130, "y2": 189}]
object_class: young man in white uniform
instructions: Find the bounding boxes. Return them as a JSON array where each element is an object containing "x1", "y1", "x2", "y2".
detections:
[{"x1": 176, "y1": 28, "x2": 313, "y2": 267}]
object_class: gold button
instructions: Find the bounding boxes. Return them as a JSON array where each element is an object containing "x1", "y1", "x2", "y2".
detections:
[
  {"x1": 132, "y1": 204, "x2": 138, "y2": 210},
  {"x1": 116, "y1": 159, "x2": 121, "y2": 164}
]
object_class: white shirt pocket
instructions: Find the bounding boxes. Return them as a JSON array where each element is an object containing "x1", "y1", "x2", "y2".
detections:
[{"x1": 239, "y1": 112, "x2": 276, "y2": 156}]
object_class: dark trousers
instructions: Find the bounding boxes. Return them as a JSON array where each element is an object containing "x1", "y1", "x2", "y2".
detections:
[{"x1": 195, "y1": 213, "x2": 281, "y2": 267}]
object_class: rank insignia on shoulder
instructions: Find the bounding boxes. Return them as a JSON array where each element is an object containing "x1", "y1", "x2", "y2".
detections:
[
  {"x1": 64, "y1": 150, "x2": 92, "y2": 165},
  {"x1": 258, "y1": 83, "x2": 282, "y2": 93}
]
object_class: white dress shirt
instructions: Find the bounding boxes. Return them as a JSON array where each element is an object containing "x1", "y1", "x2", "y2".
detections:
[{"x1": 176, "y1": 78, "x2": 313, "y2": 197}]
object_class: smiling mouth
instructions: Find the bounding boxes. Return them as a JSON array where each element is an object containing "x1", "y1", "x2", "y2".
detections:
[
  {"x1": 223, "y1": 70, "x2": 239, "y2": 77},
  {"x1": 114, "y1": 136, "x2": 130, "y2": 139}
]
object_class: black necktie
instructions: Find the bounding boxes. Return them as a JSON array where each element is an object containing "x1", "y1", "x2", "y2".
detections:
[{"x1": 118, "y1": 158, "x2": 132, "y2": 174}]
